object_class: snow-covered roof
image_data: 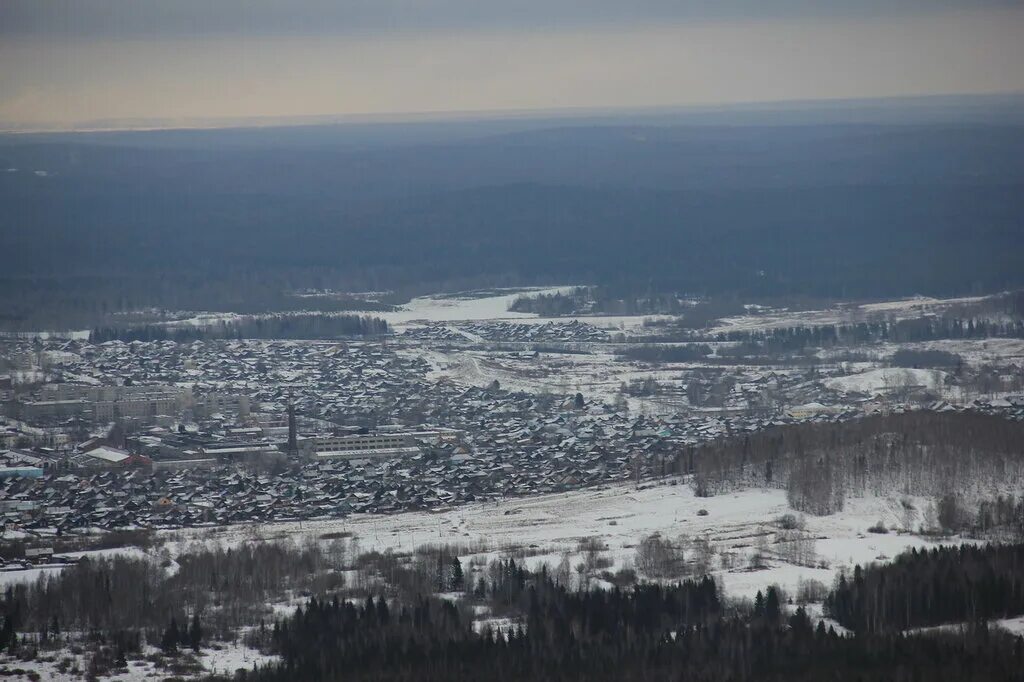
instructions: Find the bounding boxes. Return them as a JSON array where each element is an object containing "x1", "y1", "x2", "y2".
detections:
[{"x1": 85, "y1": 446, "x2": 130, "y2": 463}]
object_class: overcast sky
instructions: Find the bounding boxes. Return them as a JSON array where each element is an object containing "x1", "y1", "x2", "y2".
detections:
[{"x1": 2, "y1": 0, "x2": 1023, "y2": 130}]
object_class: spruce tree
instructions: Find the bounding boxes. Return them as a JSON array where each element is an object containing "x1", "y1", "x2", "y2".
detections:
[
  {"x1": 189, "y1": 613, "x2": 202, "y2": 652},
  {"x1": 765, "y1": 587, "x2": 781, "y2": 624},
  {"x1": 161, "y1": 618, "x2": 179, "y2": 653},
  {"x1": 451, "y1": 557, "x2": 464, "y2": 591}
]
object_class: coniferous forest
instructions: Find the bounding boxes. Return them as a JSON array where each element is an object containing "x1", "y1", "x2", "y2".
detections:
[
  {"x1": 4, "y1": 115, "x2": 1024, "y2": 330},
  {"x1": 240, "y1": 552, "x2": 1024, "y2": 682},
  {"x1": 88, "y1": 313, "x2": 389, "y2": 343},
  {"x1": 826, "y1": 543, "x2": 1024, "y2": 633}
]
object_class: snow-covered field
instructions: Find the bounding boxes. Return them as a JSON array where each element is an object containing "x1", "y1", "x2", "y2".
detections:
[
  {"x1": 0, "y1": 565, "x2": 65, "y2": 588},
  {"x1": 377, "y1": 287, "x2": 573, "y2": 327},
  {"x1": 372, "y1": 287, "x2": 667, "y2": 332},
  {"x1": 859, "y1": 295, "x2": 992, "y2": 315},
  {"x1": 9, "y1": 479, "x2": 938, "y2": 603},
  {"x1": 710, "y1": 294, "x2": 999, "y2": 336},
  {"x1": 163, "y1": 480, "x2": 947, "y2": 601},
  {"x1": 900, "y1": 338, "x2": 1024, "y2": 366},
  {"x1": 413, "y1": 347, "x2": 638, "y2": 404},
  {"x1": 906, "y1": 615, "x2": 1024, "y2": 637},
  {"x1": 0, "y1": 547, "x2": 148, "y2": 588},
  {"x1": 824, "y1": 367, "x2": 948, "y2": 395}
]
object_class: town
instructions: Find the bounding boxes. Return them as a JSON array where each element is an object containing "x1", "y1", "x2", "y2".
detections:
[{"x1": 3, "y1": 290, "x2": 1023, "y2": 554}]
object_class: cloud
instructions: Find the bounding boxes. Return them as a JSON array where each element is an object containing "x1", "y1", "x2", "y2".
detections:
[{"x1": 2, "y1": 0, "x2": 1019, "y2": 39}]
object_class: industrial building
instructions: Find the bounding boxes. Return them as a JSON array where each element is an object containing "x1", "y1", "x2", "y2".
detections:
[
  {"x1": 13, "y1": 384, "x2": 253, "y2": 427},
  {"x1": 307, "y1": 432, "x2": 420, "y2": 460}
]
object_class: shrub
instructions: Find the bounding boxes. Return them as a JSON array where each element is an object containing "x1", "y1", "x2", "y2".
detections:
[
  {"x1": 778, "y1": 513, "x2": 805, "y2": 530},
  {"x1": 601, "y1": 567, "x2": 637, "y2": 587},
  {"x1": 796, "y1": 578, "x2": 829, "y2": 604},
  {"x1": 635, "y1": 534, "x2": 685, "y2": 579}
]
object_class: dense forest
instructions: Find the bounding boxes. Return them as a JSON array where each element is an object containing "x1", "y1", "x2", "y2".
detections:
[
  {"x1": 0, "y1": 542, "x2": 345, "y2": 645},
  {"x1": 509, "y1": 288, "x2": 690, "y2": 317},
  {"x1": 88, "y1": 314, "x2": 389, "y2": 342},
  {"x1": 826, "y1": 543, "x2": 1024, "y2": 633},
  {"x1": 246, "y1": 561, "x2": 1024, "y2": 682},
  {"x1": 684, "y1": 411, "x2": 1024, "y2": 516},
  {"x1": 714, "y1": 315, "x2": 1024, "y2": 355},
  {"x1": 0, "y1": 272, "x2": 397, "y2": 333},
  {"x1": 3, "y1": 114, "x2": 1024, "y2": 329}
]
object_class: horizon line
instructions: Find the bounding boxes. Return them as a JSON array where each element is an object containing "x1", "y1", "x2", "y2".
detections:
[{"x1": 2, "y1": 90, "x2": 1023, "y2": 136}]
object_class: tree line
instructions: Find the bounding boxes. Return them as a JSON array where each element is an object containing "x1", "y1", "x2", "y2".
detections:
[
  {"x1": 714, "y1": 316, "x2": 1024, "y2": 354},
  {"x1": 826, "y1": 543, "x2": 1024, "y2": 633},
  {"x1": 685, "y1": 411, "x2": 1024, "y2": 517},
  {"x1": 89, "y1": 313, "x2": 389, "y2": 343},
  {"x1": 244, "y1": 564, "x2": 1024, "y2": 682},
  {"x1": 615, "y1": 344, "x2": 713, "y2": 364},
  {"x1": 0, "y1": 540, "x2": 345, "y2": 651},
  {"x1": 509, "y1": 287, "x2": 689, "y2": 317},
  {"x1": 0, "y1": 270, "x2": 396, "y2": 333}
]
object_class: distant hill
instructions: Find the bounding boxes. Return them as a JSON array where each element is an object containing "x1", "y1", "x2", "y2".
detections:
[{"x1": 1, "y1": 97, "x2": 1023, "y2": 327}]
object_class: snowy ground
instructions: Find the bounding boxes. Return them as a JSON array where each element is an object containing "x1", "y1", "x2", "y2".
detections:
[
  {"x1": 4, "y1": 480, "x2": 963, "y2": 676},
  {"x1": 412, "y1": 346, "x2": 645, "y2": 405},
  {"x1": 997, "y1": 615, "x2": 1024, "y2": 635},
  {"x1": 158, "y1": 287, "x2": 667, "y2": 335},
  {"x1": 364, "y1": 287, "x2": 668, "y2": 332},
  {"x1": 200, "y1": 641, "x2": 278, "y2": 678},
  {"x1": 377, "y1": 287, "x2": 573, "y2": 328},
  {"x1": 0, "y1": 565, "x2": 65, "y2": 588},
  {"x1": 709, "y1": 294, "x2": 999, "y2": 336},
  {"x1": 163, "y1": 480, "x2": 950, "y2": 602},
  {"x1": 906, "y1": 615, "x2": 1024, "y2": 637},
  {"x1": 0, "y1": 641, "x2": 277, "y2": 681},
  {"x1": 0, "y1": 547, "x2": 151, "y2": 588},
  {"x1": 409, "y1": 345, "x2": 753, "y2": 416},
  {"x1": 824, "y1": 367, "x2": 948, "y2": 396},
  {"x1": 898, "y1": 338, "x2": 1024, "y2": 366}
]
